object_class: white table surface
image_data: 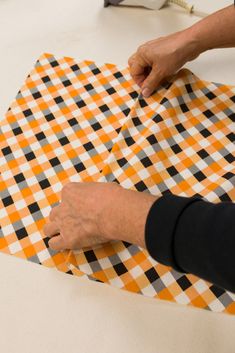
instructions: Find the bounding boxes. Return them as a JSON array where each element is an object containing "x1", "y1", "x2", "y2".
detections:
[{"x1": 0, "y1": 1, "x2": 234, "y2": 352}]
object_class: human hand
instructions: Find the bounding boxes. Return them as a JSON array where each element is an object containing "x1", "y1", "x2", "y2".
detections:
[
  {"x1": 43, "y1": 182, "x2": 157, "y2": 251},
  {"x1": 128, "y1": 28, "x2": 201, "y2": 98}
]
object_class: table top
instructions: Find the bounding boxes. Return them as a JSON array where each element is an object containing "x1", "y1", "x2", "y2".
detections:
[{"x1": 0, "y1": 1, "x2": 234, "y2": 352}]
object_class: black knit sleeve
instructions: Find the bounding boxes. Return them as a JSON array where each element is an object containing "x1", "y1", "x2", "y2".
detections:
[{"x1": 145, "y1": 194, "x2": 235, "y2": 293}]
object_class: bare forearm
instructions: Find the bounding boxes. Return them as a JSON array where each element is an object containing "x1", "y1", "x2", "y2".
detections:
[{"x1": 187, "y1": 5, "x2": 235, "y2": 57}]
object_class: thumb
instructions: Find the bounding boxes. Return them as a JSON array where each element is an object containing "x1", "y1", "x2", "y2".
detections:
[
  {"x1": 48, "y1": 234, "x2": 67, "y2": 251},
  {"x1": 141, "y1": 67, "x2": 163, "y2": 98}
]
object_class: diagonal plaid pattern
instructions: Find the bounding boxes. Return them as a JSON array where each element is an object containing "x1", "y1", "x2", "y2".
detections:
[
  {"x1": 0, "y1": 53, "x2": 137, "y2": 274},
  {"x1": 0, "y1": 54, "x2": 235, "y2": 314}
]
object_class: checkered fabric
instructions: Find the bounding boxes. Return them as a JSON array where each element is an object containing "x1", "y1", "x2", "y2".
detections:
[{"x1": 0, "y1": 53, "x2": 234, "y2": 314}]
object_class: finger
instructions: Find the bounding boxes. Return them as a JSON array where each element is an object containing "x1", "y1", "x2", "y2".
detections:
[
  {"x1": 49, "y1": 205, "x2": 61, "y2": 222},
  {"x1": 141, "y1": 67, "x2": 163, "y2": 98},
  {"x1": 135, "y1": 74, "x2": 146, "y2": 87},
  {"x1": 48, "y1": 235, "x2": 67, "y2": 251},
  {"x1": 43, "y1": 221, "x2": 60, "y2": 238},
  {"x1": 130, "y1": 62, "x2": 148, "y2": 86},
  {"x1": 130, "y1": 61, "x2": 145, "y2": 76},
  {"x1": 128, "y1": 53, "x2": 136, "y2": 67}
]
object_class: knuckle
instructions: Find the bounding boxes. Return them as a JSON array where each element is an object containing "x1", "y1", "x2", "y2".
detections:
[
  {"x1": 62, "y1": 182, "x2": 76, "y2": 196},
  {"x1": 43, "y1": 224, "x2": 48, "y2": 235},
  {"x1": 128, "y1": 54, "x2": 135, "y2": 66},
  {"x1": 49, "y1": 206, "x2": 57, "y2": 221},
  {"x1": 67, "y1": 237, "x2": 77, "y2": 249},
  {"x1": 137, "y1": 44, "x2": 145, "y2": 54}
]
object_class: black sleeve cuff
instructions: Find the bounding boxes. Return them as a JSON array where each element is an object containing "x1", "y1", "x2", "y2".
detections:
[
  {"x1": 145, "y1": 194, "x2": 235, "y2": 293},
  {"x1": 145, "y1": 194, "x2": 201, "y2": 272}
]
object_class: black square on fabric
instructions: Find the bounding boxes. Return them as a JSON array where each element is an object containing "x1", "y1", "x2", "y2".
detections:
[
  {"x1": 66, "y1": 270, "x2": 73, "y2": 275},
  {"x1": 28, "y1": 202, "x2": 40, "y2": 214},
  {"x1": 194, "y1": 171, "x2": 206, "y2": 182},
  {"x1": 42, "y1": 76, "x2": 50, "y2": 83},
  {"x1": 123, "y1": 108, "x2": 131, "y2": 116},
  {"x1": 49, "y1": 157, "x2": 60, "y2": 167},
  {"x1": 2, "y1": 146, "x2": 12, "y2": 156},
  {"x1": 84, "y1": 142, "x2": 94, "y2": 151},
  {"x1": 135, "y1": 180, "x2": 147, "y2": 191},
  {"x1": 141, "y1": 156, "x2": 152, "y2": 168},
  {"x1": 25, "y1": 152, "x2": 36, "y2": 161},
  {"x1": 68, "y1": 118, "x2": 78, "y2": 127},
  {"x1": 54, "y1": 96, "x2": 64, "y2": 104},
  {"x1": 231, "y1": 95, "x2": 235, "y2": 103},
  {"x1": 229, "y1": 113, "x2": 235, "y2": 121},
  {"x1": 177, "y1": 275, "x2": 192, "y2": 290},
  {"x1": 113, "y1": 263, "x2": 128, "y2": 276},
  {"x1": 139, "y1": 99, "x2": 148, "y2": 108},
  {"x1": 122, "y1": 241, "x2": 131, "y2": 248},
  {"x1": 106, "y1": 87, "x2": 116, "y2": 95},
  {"x1": 45, "y1": 113, "x2": 55, "y2": 122},
  {"x1": 185, "y1": 83, "x2": 193, "y2": 94},
  {"x1": 14, "y1": 173, "x2": 25, "y2": 183},
  {"x1": 224, "y1": 153, "x2": 234, "y2": 163},
  {"x1": 23, "y1": 109, "x2": 33, "y2": 117},
  {"x1": 167, "y1": 166, "x2": 178, "y2": 176},
  {"x1": 50, "y1": 60, "x2": 59, "y2": 67},
  {"x1": 13, "y1": 127, "x2": 23, "y2": 136},
  {"x1": 62, "y1": 79, "x2": 72, "y2": 87},
  {"x1": 147, "y1": 134, "x2": 158, "y2": 145},
  {"x1": 43, "y1": 237, "x2": 50, "y2": 248},
  {"x1": 114, "y1": 71, "x2": 123, "y2": 79},
  {"x1": 76, "y1": 99, "x2": 86, "y2": 108},
  {"x1": 92, "y1": 68, "x2": 101, "y2": 75},
  {"x1": 84, "y1": 84, "x2": 94, "y2": 91},
  {"x1": 84, "y1": 250, "x2": 97, "y2": 263},
  {"x1": 125, "y1": 136, "x2": 135, "y2": 147},
  {"x1": 39, "y1": 179, "x2": 50, "y2": 189},
  {"x1": 220, "y1": 193, "x2": 232, "y2": 202},
  {"x1": 2, "y1": 195, "x2": 14, "y2": 207},
  {"x1": 180, "y1": 103, "x2": 190, "y2": 113},
  {"x1": 197, "y1": 149, "x2": 209, "y2": 159},
  {"x1": 160, "y1": 97, "x2": 169, "y2": 105},
  {"x1": 74, "y1": 162, "x2": 86, "y2": 173},
  {"x1": 210, "y1": 285, "x2": 225, "y2": 297},
  {"x1": 203, "y1": 109, "x2": 214, "y2": 118},
  {"x1": 153, "y1": 114, "x2": 163, "y2": 123},
  {"x1": 36, "y1": 132, "x2": 46, "y2": 141},
  {"x1": 92, "y1": 122, "x2": 102, "y2": 131},
  {"x1": 205, "y1": 91, "x2": 216, "y2": 100},
  {"x1": 223, "y1": 172, "x2": 234, "y2": 180},
  {"x1": 171, "y1": 144, "x2": 182, "y2": 154},
  {"x1": 176, "y1": 123, "x2": 185, "y2": 133},
  {"x1": 32, "y1": 91, "x2": 42, "y2": 99},
  {"x1": 132, "y1": 117, "x2": 142, "y2": 126},
  {"x1": 117, "y1": 157, "x2": 128, "y2": 168},
  {"x1": 59, "y1": 136, "x2": 70, "y2": 146},
  {"x1": 71, "y1": 64, "x2": 80, "y2": 72},
  {"x1": 145, "y1": 268, "x2": 159, "y2": 282},
  {"x1": 99, "y1": 104, "x2": 109, "y2": 113},
  {"x1": 201, "y1": 128, "x2": 211, "y2": 138},
  {"x1": 16, "y1": 227, "x2": 28, "y2": 240},
  {"x1": 130, "y1": 91, "x2": 138, "y2": 99},
  {"x1": 116, "y1": 127, "x2": 121, "y2": 134}
]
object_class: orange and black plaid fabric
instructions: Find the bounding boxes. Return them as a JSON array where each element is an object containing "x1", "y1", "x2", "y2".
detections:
[{"x1": 0, "y1": 53, "x2": 234, "y2": 314}]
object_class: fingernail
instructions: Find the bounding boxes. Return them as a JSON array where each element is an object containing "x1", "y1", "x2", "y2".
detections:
[{"x1": 142, "y1": 88, "x2": 151, "y2": 98}]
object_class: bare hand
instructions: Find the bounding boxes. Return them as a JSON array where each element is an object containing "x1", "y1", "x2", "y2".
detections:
[
  {"x1": 128, "y1": 29, "x2": 200, "y2": 98},
  {"x1": 43, "y1": 182, "x2": 157, "y2": 251}
]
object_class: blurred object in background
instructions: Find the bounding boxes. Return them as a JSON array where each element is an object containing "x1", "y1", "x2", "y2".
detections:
[{"x1": 104, "y1": 0, "x2": 194, "y2": 12}]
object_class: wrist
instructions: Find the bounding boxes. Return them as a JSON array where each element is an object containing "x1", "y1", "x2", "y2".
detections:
[
  {"x1": 177, "y1": 26, "x2": 204, "y2": 64},
  {"x1": 105, "y1": 187, "x2": 157, "y2": 248}
]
